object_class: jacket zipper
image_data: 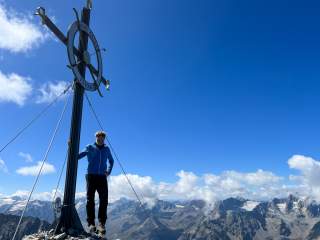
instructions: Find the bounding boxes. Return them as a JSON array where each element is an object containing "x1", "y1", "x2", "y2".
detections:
[{"x1": 99, "y1": 150, "x2": 102, "y2": 174}]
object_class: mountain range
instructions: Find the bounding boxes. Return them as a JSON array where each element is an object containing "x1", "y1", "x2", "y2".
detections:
[{"x1": 2, "y1": 195, "x2": 320, "y2": 239}]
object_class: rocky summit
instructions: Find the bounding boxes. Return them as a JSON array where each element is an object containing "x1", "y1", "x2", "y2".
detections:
[{"x1": 22, "y1": 230, "x2": 103, "y2": 240}]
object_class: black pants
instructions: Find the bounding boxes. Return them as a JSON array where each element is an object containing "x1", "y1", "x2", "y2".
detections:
[{"x1": 86, "y1": 174, "x2": 108, "y2": 226}]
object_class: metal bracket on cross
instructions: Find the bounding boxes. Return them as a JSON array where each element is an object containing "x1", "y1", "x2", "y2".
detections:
[
  {"x1": 87, "y1": 0, "x2": 93, "y2": 9},
  {"x1": 35, "y1": 6, "x2": 110, "y2": 97}
]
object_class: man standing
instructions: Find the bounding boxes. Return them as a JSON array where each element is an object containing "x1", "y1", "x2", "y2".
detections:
[{"x1": 78, "y1": 131, "x2": 114, "y2": 235}]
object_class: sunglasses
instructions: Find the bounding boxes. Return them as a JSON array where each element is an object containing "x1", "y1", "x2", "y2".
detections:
[{"x1": 96, "y1": 135, "x2": 105, "y2": 137}]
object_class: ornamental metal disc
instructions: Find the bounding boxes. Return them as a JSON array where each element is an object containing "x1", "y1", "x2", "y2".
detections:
[{"x1": 67, "y1": 21, "x2": 103, "y2": 91}]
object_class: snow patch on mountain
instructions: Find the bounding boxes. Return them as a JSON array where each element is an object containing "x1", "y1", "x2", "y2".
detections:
[
  {"x1": 175, "y1": 204, "x2": 185, "y2": 208},
  {"x1": 277, "y1": 203, "x2": 286, "y2": 213},
  {"x1": 241, "y1": 200, "x2": 260, "y2": 211}
]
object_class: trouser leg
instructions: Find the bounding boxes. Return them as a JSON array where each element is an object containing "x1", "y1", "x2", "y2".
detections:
[
  {"x1": 97, "y1": 175, "x2": 108, "y2": 225},
  {"x1": 86, "y1": 174, "x2": 96, "y2": 226}
]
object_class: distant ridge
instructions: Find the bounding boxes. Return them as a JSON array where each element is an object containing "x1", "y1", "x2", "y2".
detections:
[{"x1": 3, "y1": 195, "x2": 320, "y2": 239}]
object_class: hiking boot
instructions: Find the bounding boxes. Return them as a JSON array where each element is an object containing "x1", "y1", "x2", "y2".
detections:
[
  {"x1": 97, "y1": 223, "x2": 106, "y2": 234},
  {"x1": 88, "y1": 224, "x2": 96, "y2": 233}
]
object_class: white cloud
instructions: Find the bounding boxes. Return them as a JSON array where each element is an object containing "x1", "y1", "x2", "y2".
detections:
[
  {"x1": 18, "y1": 152, "x2": 33, "y2": 163},
  {"x1": 0, "y1": 4, "x2": 48, "y2": 53},
  {"x1": 225, "y1": 169, "x2": 282, "y2": 186},
  {"x1": 16, "y1": 161, "x2": 55, "y2": 176},
  {"x1": 108, "y1": 174, "x2": 158, "y2": 205},
  {"x1": 288, "y1": 155, "x2": 320, "y2": 199},
  {"x1": 0, "y1": 159, "x2": 8, "y2": 173},
  {"x1": 0, "y1": 71, "x2": 32, "y2": 106},
  {"x1": 36, "y1": 81, "x2": 69, "y2": 104}
]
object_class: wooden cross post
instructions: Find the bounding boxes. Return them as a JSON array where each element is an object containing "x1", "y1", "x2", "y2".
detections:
[{"x1": 35, "y1": 1, "x2": 109, "y2": 235}]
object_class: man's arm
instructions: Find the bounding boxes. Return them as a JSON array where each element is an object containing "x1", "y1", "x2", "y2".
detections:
[
  {"x1": 78, "y1": 146, "x2": 89, "y2": 160},
  {"x1": 106, "y1": 147, "x2": 114, "y2": 175},
  {"x1": 69, "y1": 140, "x2": 88, "y2": 160}
]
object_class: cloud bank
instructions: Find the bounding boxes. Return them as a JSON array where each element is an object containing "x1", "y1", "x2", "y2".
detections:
[
  {"x1": 107, "y1": 170, "x2": 287, "y2": 204},
  {"x1": 96, "y1": 155, "x2": 320, "y2": 204},
  {"x1": 7, "y1": 155, "x2": 320, "y2": 204}
]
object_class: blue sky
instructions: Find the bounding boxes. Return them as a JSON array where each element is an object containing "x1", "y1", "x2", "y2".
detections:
[{"x1": 1, "y1": 0, "x2": 320, "y2": 201}]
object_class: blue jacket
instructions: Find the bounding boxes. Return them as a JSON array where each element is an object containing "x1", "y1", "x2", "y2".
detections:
[{"x1": 78, "y1": 143, "x2": 114, "y2": 175}]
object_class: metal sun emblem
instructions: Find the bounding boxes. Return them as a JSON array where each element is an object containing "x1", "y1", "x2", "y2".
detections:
[
  {"x1": 35, "y1": 6, "x2": 110, "y2": 97},
  {"x1": 67, "y1": 21, "x2": 103, "y2": 92}
]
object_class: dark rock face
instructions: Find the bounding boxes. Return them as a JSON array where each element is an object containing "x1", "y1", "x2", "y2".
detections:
[
  {"x1": 0, "y1": 213, "x2": 50, "y2": 240},
  {"x1": 179, "y1": 199, "x2": 265, "y2": 240},
  {"x1": 307, "y1": 221, "x2": 320, "y2": 240},
  {"x1": 105, "y1": 198, "x2": 206, "y2": 240},
  {"x1": 307, "y1": 202, "x2": 320, "y2": 218},
  {"x1": 279, "y1": 219, "x2": 291, "y2": 236},
  {"x1": 178, "y1": 196, "x2": 320, "y2": 240}
]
